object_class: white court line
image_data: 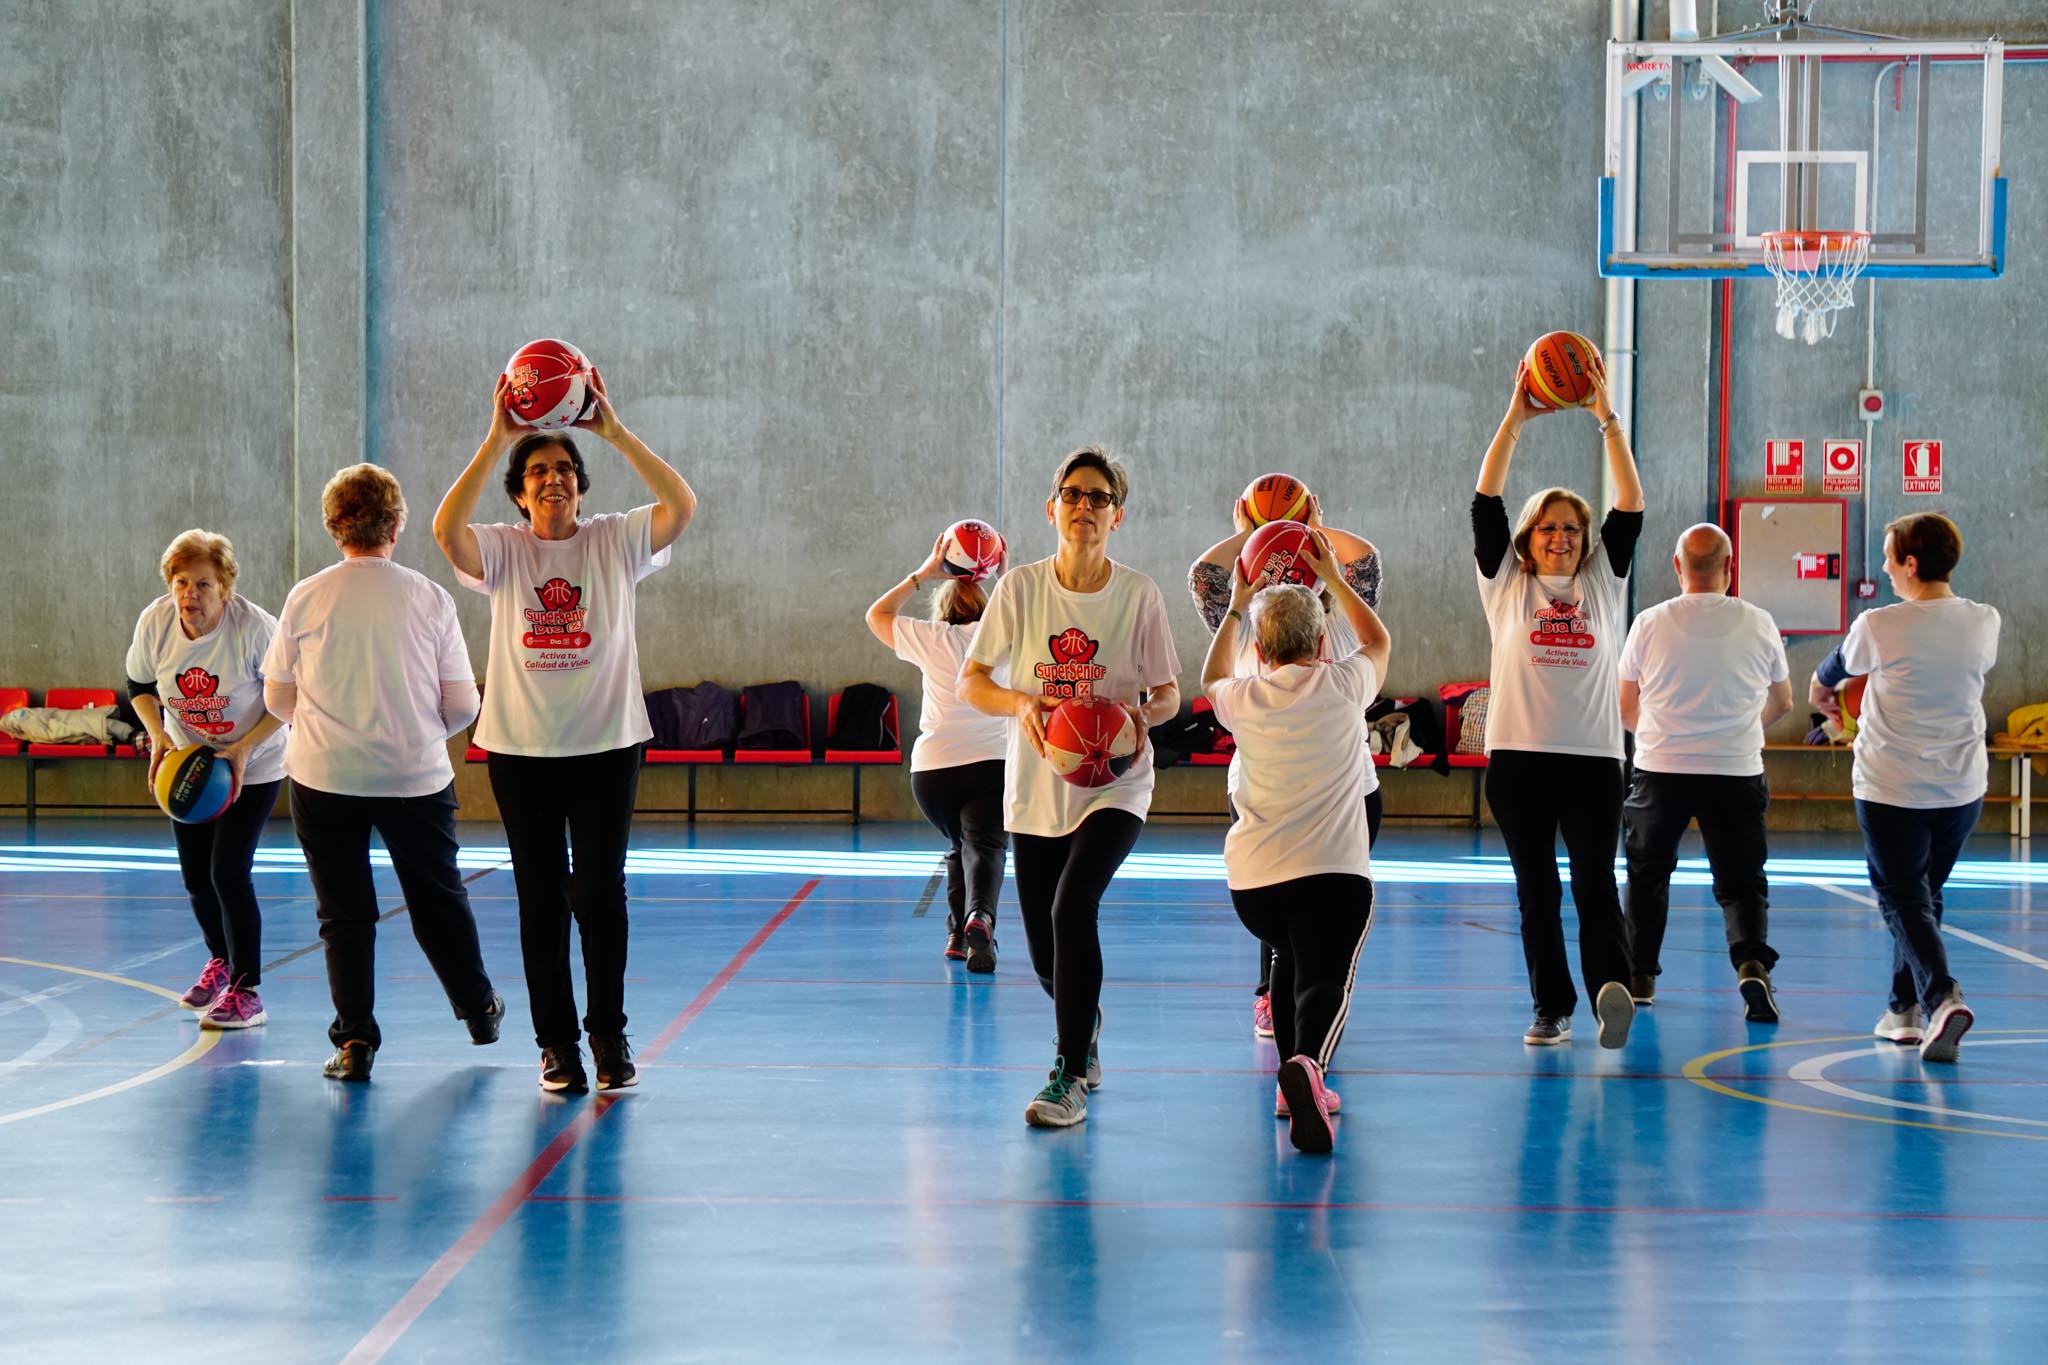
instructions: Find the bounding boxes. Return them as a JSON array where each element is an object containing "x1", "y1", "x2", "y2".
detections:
[
  {"x1": 1789, "y1": 1038, "x2": 2048, "y2": 1128},
  {"x1": 1797, "y1": 876, "x2": 2048, "y2": 975},
  {"x1": 0, "y1": 938, "x2": 205, "y2": 1021},
  {"x1": 0, "y1": 990, "x2": 82, "y2": 1070}
]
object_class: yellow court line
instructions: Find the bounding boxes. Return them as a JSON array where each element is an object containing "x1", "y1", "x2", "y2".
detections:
[
  {"x1": 0, "y1": 955, "x2": 222, "y2": 1127},
  {"x1": 1684, "y1": 1031, "x2": 2048, "y2": 1142}
]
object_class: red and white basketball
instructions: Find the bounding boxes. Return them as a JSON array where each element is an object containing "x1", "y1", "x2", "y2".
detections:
[
  {"x1": 1237, "y1": 473, "x2": 1311, "y2": 527},
  {"x1": 1236, "y1": 520, "x2": 1320, "y2": 590},
  {"x1": 1043, "y1": 697, "x2": 1140, "y2": 788},
  {"x1": 1522, "y1": 331, "x2": 1600, "y2": 409},
  {"x1": 503, "y1": 338, "x2": 596, "y2": 431},
  {"x1": 939, "y1": 519, "x2": 1006, "y2": 582}
]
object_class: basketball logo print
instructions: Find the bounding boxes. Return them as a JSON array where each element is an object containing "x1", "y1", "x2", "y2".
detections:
[
  {"x1": 522, "y1": 577, "x2": 593, "y2": 655},
  {"x1": 537, "y1": 578, "x2": 580, "y2": 612},
  {"x1": 1049, "y1": 628, "x2": 1098, "y2": 665},
  {"x1": 168, "y1": 666, "x2": 233, "y2": 735},
  {"x1": 508, "y1": 361, "x2": 541, "y2": 410},
  {"x1": 1529, "y1": 596, "x2": 1594, "y2": 657},
  {"x1": 176, "y1": 667, "x2": 217, "y2": 699}
]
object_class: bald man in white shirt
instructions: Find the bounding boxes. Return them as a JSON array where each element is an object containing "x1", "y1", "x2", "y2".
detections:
[{"x1": 1618, "y1": 524, "x2": 1794, "y2": 1021}]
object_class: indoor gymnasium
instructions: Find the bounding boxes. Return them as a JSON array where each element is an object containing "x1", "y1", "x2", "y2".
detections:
[{"x1": 3, "y1": 2, "x2": 2045, "y2": 1360}]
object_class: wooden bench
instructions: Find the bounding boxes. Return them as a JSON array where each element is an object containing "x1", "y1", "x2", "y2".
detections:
[{"x1": 1763, "y1": 741, "x2": 2037, "y2": 840}]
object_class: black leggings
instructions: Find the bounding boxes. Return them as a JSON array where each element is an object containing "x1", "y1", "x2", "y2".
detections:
[
  {"x1": 487, "y1": 744, "x2": 643, "y2": 1048},
  {"x1": 1255, "y1": 787, "x2": 1381, "y2": 995},
  {"x1": 909, "y1": 760, "x2": 1008, "y2": 933},
  {"x1": 1233, "y1": 873, "x2": 1374, "y2": 1070},
  {"x1": 170, "y1": 778, "x2": 282, "y2": 988},
  {"x1": 1484, "y1": 749, "x2": 1632, "y2": 1017},
  {"x1": 1010, "y1": 809, "x2": 1145, "y2": 1071}
]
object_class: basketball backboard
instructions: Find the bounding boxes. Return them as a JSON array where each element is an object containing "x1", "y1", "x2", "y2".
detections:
[{"x1": 1601, "y1": 31, "x2": 2006, "y2": 280}]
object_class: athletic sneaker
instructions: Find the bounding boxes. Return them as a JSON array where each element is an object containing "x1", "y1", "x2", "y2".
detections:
[
  {"x1": 1276, "y1": 1081, "x2": 1341, "y2": 1117},
  {"x1": 1024, "y1": 1059, "x2": 1088, "y2": 1128},
  {"x1": 1523, "y1": 1014, "x2": 1571, "y2": 1046},
  {"x1": 943, "y1": 927, "x2": 967, "y2": 961},
  {"x1": 1918, "y1": 988, "x2": 1974, "y2": 1064},
  {"x1": 323, "y1": 1040, "x2": 373, "y2": 1083},
  {"x1": 540, "y1": 1044, "x2": 590, "y2": 1094},
  {"x1": 1873, "y1": 1005, "x2": 1925, "y2": 1044},
  {"x1": 1630, "y1": 973, "x2": 1656, "y2": 1006},
  {"x1": 1277, "y1": 1055, "x2": 1335, "y2": 1154},
  {"x1": 1737, "y1": 961, "x2": 1779, "y2": 1023},
  {"x1": 200, "y1": 986, "x2": 266, "y2": 1030},
  {"x1": 1252, "y1": 993, "x2": 1275, "y2": 1039},
  {"x1": 1086, "y1": 1007, "x2": 1103, "y2": 1090},
  {"x1": 591, "y1": 1034, "x2": 638, "y2": 1091},
  {"x1": 179, "y1": 957, "x2": 232, "y2": 1011},
  {"x1": 465, "y1": 990, "x2": 505, "y2": 1045},
  {"x1": 1595, "y1": 981, "x2": 1634, "y2": 1049},
  {"x1": 963, "y1": 913, "x2": 997, "y2": 974}
]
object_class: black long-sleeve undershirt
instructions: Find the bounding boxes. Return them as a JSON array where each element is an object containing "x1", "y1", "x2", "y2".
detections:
[{"x1": 1471, "y1": 493, "x2": 1643, "y2": 580}]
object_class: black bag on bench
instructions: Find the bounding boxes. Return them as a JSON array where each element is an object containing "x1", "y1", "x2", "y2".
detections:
[
  {"x1": 737, "y1": 681, "x2": 808, "y2": 751},
  {"x1": 650, "y1": 682, "x2": 737, "y2": 750},
  {"x1": 829, "y1": 683, "x2": 897, "y2": 750}
]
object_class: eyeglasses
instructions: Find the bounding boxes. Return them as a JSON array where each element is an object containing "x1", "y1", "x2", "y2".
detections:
[
  {"x1": 1534, "y1": 523, "x2": 1584, "y2": 539},
  {"x1": 522, "y1": 460, "x2": 579, "y2": 482},
  {"x1": 1056, "y1": 487, "x2": 1117, "y2": 510}
]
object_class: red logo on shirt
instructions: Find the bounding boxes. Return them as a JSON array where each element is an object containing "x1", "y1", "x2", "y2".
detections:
[
  {"x1": 1529, "y1": 596, "x2": 1595, "y2": 660},
  {"x1": 523, "y1": 577, "x2": 593, "y2": 650},
  {"x1": 1035, "y1": 627, "x2": 1110, "y2": 699},
  {"x1": 168, "y1": 667, "x2": 235, "y2": 735}
]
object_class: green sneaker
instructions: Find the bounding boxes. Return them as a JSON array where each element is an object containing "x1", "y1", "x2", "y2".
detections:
[{"x1": 1024, "y1": 1058, "x2": 1089, "y2": 1128}]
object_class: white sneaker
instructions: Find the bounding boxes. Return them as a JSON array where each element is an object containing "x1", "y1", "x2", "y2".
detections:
[
  {"x1": 1919, "y1": 990, "x2": 1974, "y2": 1064},
  {"x1": 1595, "y1": 981, "x2": 1634, "y2": 1049},
  {"x1": 1873, "y1": 1006, "x2": 1925, "y2": 1044},
  {"x1": 1024, "y1": 1060, "x2": 1089, "y2": 1128}
]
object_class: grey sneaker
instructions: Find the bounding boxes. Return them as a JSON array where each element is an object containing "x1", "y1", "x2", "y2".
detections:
[
  {"x1": 465, "y1": 990, "x2": 505, "y2": 1045},
  {"x1": 1595, "y1": 981, "x2": 1635, "y2": 1049},
  {"x1": 1874, "y1": 1006, "x2": 1925, "y2": 1044},
  {"x1": 1024, "y1": 1059, "x2": 1089, "y2": 1128},
  {"x1": 1737, "y1": 961, "x2": 1779, "y2": 1024},
  {"x1": 1523, "y1": 1014, "x2": 1571, "y2": 1046},
  {"x1": 1919, "y1": 988, "x2": 1974, "y2": 1064}
]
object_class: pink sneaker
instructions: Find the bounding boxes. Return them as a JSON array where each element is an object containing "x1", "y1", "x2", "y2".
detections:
[
  {"x1": 1252, "y1": 993, "x2": 1275, "y2": 1039},
  {"x1": 1276, "y1": 1055, "x2": 1334, "y2": 1154},
  {"x1": 1275, "y1": 1082, "x2": 1342, "y2": 1118},
  {"x1": 200, "y1": 986, "x2": 267, "y2": 1030},
  {"x1": 179, "y1": 958, "x2": 232, "y2": 1011}
]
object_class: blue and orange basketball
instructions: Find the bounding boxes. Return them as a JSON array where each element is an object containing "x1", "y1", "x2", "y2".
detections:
[
  {"x1": 502, "y1": 338, "x2": 596, "y2": 430},
  {"x1": 939, "y1": 519, "x2": 1006, "y2": 582},
  {"x1": 1237, "y1": 473, "x2": 1311, "y2": 527},
  {"x1": 1043, "y1": 697, "x2": 1139, "y2": 788},
  {"x1": 1236, "y1": 520, "x2": 1321, "y2": 590},
  {"x1": 154, "y1": 744, "x2": 232, "y2": 824}
]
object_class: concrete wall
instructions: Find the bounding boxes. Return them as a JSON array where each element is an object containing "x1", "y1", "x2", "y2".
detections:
[{"x1": 4, "y1": 1, "x2": 2043, "y2": 822}]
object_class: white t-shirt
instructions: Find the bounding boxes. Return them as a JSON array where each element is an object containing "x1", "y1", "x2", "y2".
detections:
[
  {"x1": 460, "y1": 505, "x2": 671, "y2": 757},
  {"x1": 1840, "y1": 596, "x2": 2001, "y2": 808},
  {"x1": 1227, "y1": 605, "x2": 1382, "y2": 796},
  {"x1": 264, "y1": 557, "x2": 476, "y2": 798},
  {"x1": 891, "y1": 617, "x2": 1011, "y2": 772},
  {"x1": 966, "y1": 557, "x2": 1181, "y2": 838},
  {"x1": 1207, "y1": 656, "x2": 1377, "y2": 890},
  {"x1": 125, "y1": 595, "x2": 288, "y2": 784},
  {"x1": 1476, "y1": 555, "x2": 1629, "y2": 759},
  {"x1": 1620, "y1": 593, "x2": 1788, "y2": 776}
]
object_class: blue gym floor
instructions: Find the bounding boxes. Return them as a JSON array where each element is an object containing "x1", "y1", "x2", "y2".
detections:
[{"x1": 2, "y1": 816, "x2": 2044, "y2": 1363}]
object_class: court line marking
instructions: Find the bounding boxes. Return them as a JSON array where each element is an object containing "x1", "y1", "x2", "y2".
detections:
[
  {"x1": 0, "y1": 957, "x2": 221, "y2": 1127},
  {"x1": 1788, "y1": 1038, "x2": 2048, "y2": 1127},
  {"x1": 1801, "y1": 875, "x2": 2048, "y2": 970},
  {"x1": 341, "y1": 877, "x2": 821, "y2": 1365},
  {"x1": 1683, "y1": 1032, "x2": 2048, "y2": 1141},
  {"x1": 0, "y1": 988, "x2": 81, "y2": 1070}
]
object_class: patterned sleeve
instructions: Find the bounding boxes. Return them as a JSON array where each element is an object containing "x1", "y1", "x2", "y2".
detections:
[
  {"x1": 1189, "y1": 561, "x2": 1231, "y2": 632},
  {"x1": 1342, "y1": 553, "x2": 1382, "y2": 609}
]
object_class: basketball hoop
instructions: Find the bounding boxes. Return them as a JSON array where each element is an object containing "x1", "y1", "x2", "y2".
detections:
[{"x1": 1761, "y1": 230, "x2": 1871, "y2": 345}]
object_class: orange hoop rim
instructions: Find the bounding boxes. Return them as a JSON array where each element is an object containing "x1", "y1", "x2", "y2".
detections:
[{"x1": 1761, "y1": 229, "x2": 1871, "y2": 255}]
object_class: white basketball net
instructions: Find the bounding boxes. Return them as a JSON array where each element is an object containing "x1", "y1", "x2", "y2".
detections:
[{"x1": 1762, "y1": 230, "x2": 1871, "y2": 345}]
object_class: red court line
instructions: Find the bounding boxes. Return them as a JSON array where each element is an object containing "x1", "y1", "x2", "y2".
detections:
[
  {"x1": 340, "y1": 877, "x2": 819, "y2": 1365},
  {"x1": 523, "y1": 1192, "x2": 2048, "y2": 1224}
]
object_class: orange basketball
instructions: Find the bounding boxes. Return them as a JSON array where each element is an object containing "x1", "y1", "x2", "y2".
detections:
[
  {"x1": 1839, "y1": 675, "x2": 1867, "y2": 722},
  {"x1": 1238, "y1": 473, "x2": 1311, "y2": 527},
  {"x1": 1523, "y1": 331, "x2": 1601, "y2": 409}
]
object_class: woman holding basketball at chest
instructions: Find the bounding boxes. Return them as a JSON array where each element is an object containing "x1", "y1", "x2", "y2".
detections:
[
  {"x1": 434, "y1": 368, "x2": 696, "y2": 1094},
  {"x1": 961, "y1": 447, "x2": 1181, "y2": 1128},
  {"x1": 1474, "y1": 348, "x2": 1643, "y2": 1050}
]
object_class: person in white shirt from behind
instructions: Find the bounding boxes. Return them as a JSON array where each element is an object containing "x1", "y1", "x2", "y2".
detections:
[
  {"x1": 1203, "y1": 532, "x2": 1391, "y2": 1156},
  {"x1": 1809, "y1": 512, "x2": 2000, "y2": 1064},
  {"x1": 264, "y1": 464, "x2": 504, "y2": 1084},
  {"x1": 1618, "y1": 524, "x2": 1793, "y2": 1022}
]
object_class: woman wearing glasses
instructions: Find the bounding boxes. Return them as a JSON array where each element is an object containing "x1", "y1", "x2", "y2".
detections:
[
  {"x1": 433, "y1": 368, "x2": 696, "y2": 1095},
  {"x1": 961, "y1": 447, "x2": 1181, "y2": 1127},
  {"x1": 1473, "y1": 355, "x2": 1643, "y2": 1050}
]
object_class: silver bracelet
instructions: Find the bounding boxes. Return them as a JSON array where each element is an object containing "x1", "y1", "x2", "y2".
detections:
[{"x1": 1598, "y1": 413, "x2": 1623, "y2": 435}]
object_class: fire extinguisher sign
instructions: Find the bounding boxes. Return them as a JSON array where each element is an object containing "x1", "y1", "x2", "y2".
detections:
[{"x1": 1903, "y1": 440, "x2": 1943, "y2": 495}]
